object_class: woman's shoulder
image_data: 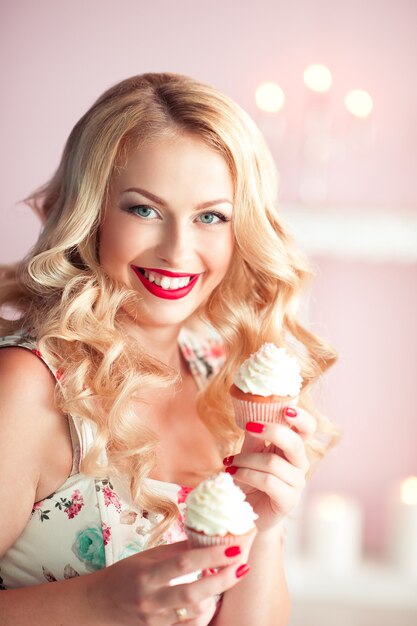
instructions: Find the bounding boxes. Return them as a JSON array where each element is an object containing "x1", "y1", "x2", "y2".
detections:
[
  {"x1": 0, "y1": 330, "x2": 63, "y2": 449},
  {"x1": 0, "y1": 329, "x2": 62, "y2": 381},
  {"x1": 0, "y1": 330, "x2": 73, "y2": 479},
  {"x1": 0, "y1": 327, "x2": 55, "y2": 377},
  {"x1": 0, "y1": 341, "x2": 55, "y2": 389},
  {"x1": 0, "y1": 338, "x2": 61, "y2": 441}
]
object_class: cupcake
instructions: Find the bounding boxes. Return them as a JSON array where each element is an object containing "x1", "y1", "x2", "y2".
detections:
[
  {"x1": 184, "y1": 472, "x2": 257, "y2": 548},
  {"x1": 230, "y1": 343, "x2": 302, "y2": 429}
]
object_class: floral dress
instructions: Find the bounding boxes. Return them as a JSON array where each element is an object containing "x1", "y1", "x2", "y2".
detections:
[{"x1": 0, "y1": 327, "x2": 225, "y2": 590}]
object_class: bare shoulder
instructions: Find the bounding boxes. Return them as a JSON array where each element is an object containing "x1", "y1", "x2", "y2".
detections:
[
  {"x1": 0, "y1": 347, "x2": 72, "y2": 557},
  {"x1": 0, "y1": 345, "x2": 71, "y2": 469},
  {"x1": 0, "y1": 344, "x2": 57, "y2": 398}
]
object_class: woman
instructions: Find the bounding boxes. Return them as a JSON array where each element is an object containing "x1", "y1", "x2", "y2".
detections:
[{"x1": 0, "y1": 72, "x2": 337, "y2": 625}]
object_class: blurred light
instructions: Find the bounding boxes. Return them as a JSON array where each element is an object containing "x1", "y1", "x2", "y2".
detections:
[
  {"x1": 345, "y1": 89, "x2": 373, "y2": 118},
  {"x1": 255, "y1": 82, "x2": 285, "y2": 113},
  {"x1": 401, "y1": 476, "x2": 417, "y2": 505},
  {"x1": 303, "y1": 64, "x2": 332, "y2": 93},
  {"x1": 317, "y1": 494, "x2": 347, "y2": 522}
]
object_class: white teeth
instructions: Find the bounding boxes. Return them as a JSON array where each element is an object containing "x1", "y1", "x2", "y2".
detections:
[{"x1": 142, "y1": 269, "x2": 192, "y2": 290}]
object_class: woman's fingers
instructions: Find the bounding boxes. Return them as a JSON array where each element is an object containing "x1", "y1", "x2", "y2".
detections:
[
  {"x1": 282, "y1": 406, "x2": 317, "y2": 440},
  {"x1": 149, "y1": 594, "x2": 218, "y2": 626},
  {"x1": 229, "y1": 409, "x2": 317, "y2": 531},
  {"x1": 240, "y1": 407, "x2": 316, "y2": 457},
  {"x1": 121, "y1": 541, "x2": 250, "y2": 625},
  {"x1": 225, "y1": 451, "x2": 306, "y2": 489},
  {"x1": 243, "y1": 422, "x2": 309, "y2": 470},
  {"x1": 153, "y1": 559, "x2": 250, "y2": 614},
  {"x1": 229, "y1": 465, "x2": 298, "y2": 513},
  {"x1": 169, "y1": 595, "x2": 217, "y2": 625},
  {"x1": 144, "y1": 542, "x2": 248, "y2": 587}
]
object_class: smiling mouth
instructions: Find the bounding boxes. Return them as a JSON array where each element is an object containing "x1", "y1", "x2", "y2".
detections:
[{"x1": 131, "y1": 266, "x2": 201, "y2": 300}]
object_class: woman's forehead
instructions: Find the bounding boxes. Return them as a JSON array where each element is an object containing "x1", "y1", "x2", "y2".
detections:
[{"x1": 111, "y1": 135, "x2": 234, "y2": 201}]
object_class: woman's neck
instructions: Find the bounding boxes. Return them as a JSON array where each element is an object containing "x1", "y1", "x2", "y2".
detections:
[{"x1": 118, "y1": 316, "x2": 184, "y2": 370}]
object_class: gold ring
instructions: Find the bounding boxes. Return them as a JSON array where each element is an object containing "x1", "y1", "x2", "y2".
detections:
[{"x1": 175, "y1": 607, "x2": 189, "y2": 622}]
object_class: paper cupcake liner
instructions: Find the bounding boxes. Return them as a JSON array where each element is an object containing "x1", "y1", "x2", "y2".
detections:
[
  {"x1": 184, "y1": 526, "x2": 241, "y2": 548},
  {"x1": 231, "y1": 395, "x2": 298, "y2": 429}
]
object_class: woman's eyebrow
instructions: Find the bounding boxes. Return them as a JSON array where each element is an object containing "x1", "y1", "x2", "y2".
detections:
[{"x1": 123, "y1": 186, "x2": 233, "y2": 210}]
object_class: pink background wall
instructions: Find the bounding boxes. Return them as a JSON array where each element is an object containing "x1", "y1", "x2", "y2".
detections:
[
  {"x1": 308, "y1": 259, "x2": 417, "y2": 555},
  {"x1": 1, "y1": 0, "x2": 416, "y2": 557}
]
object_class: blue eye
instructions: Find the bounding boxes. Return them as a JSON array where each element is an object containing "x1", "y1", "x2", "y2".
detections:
[
  {"x1": 198, "y1": 212, "x2": 229, "y2": 225},
  {"x1": 129, "y1": 205, "x2": 158, "y2": 219}
]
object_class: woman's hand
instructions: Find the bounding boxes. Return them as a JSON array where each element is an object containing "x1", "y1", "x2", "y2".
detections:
[
  {"x1": 223, "y1": 407, "x2": 316, "y2": 532},
  {"x1": 92, "y1": 537, "x2": 255, "y2": 626}
]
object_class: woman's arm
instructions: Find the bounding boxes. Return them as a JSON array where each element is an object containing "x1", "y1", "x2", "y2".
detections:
[
  {"x1": 0, "y1": 572, "x2": 107, "y2": 626},
  {"x1": 0, "y1": 348, "x2": 74, "y2": 558},
  {"x1": 0, "y1": 348, "x2": 99, "y2": 625},
  {"x1": 1, "y1": 540, "x2": 254, "y2": 626},
  {"x1": 212, "y1": 407, "x2": 316, "y2": 626}
]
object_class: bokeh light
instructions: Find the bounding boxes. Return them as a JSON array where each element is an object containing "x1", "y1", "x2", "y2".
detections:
[
  {"x1": 255, "y1": 82, "x2": 285, "y2": 113},
  {"x1": 400, "y1": 476, "x2": 417, "y2": 505},
  {"x1": 303, "y1": 64, "x2": 333, "y2": 93},
  {"x1": 345, "y1": 89, "x2": 373, "y2": 118},
  {"x1": 317, "y1": 494, "x2": 348, "y2": 522}
]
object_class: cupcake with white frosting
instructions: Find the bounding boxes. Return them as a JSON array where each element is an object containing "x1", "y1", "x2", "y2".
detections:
[
  {"x1": 184, "y1": 473, "x2": 257, "y2": 547},
  {"x1": 230, "y1": 343, "x2": 302, "y2": 428}
]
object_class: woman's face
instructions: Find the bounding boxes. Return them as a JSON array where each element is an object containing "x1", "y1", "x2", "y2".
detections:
[{"x1": 99, "y1": 133, "x2": 234, "y2": 329}]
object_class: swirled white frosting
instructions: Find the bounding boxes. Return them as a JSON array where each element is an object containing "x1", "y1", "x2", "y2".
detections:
[
  {"x1": 185, "y1": 473, "x2": 257, "y2": 536},
  {"x1": 233, "y1": 343, "x2": 303, "y2": 397}
]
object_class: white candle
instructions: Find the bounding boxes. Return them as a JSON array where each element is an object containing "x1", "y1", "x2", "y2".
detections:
[
  {"x1": 306, "y1": 493, "x2": 362, "y2": 573},
  {"x1": 388, "y1": 476, "x2": 417, "y2": 577}
]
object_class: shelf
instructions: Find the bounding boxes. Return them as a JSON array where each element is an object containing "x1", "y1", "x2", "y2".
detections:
[
  {"x1": 288, "y1": 601, "x2": 417, "y2": 626},
  {"x1": 285, "y1": 556, "x2": 417, "y2": 610}
]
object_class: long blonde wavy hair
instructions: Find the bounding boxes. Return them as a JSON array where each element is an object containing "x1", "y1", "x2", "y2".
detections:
[{"x1": 0, "y1": 72, "x2": 338, "y2": 545}]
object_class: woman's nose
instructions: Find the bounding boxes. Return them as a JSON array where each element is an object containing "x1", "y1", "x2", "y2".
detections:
[{"x1": 155, "y1": 222, "x2": 192, "y2": 268}]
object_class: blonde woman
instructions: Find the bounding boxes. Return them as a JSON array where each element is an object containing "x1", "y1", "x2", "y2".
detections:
[{"x1": 0, "y1": 73, "x2": 337, "y2": 625}]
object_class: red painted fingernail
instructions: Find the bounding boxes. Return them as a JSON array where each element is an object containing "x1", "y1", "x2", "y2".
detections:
[
  {"x1": 208, "y1": 568, "x2": 217, "y2": 574},
  {"x1": 246, "y1": 422, "x2": 265, "y2": 433},
  {"x1": 225, "y1": 546, "x2": 241, "y2": 557},
  {"x1": 285, "y1": 407, "x2": 298, "y2": 417},
  {"x1": 225, "y1": 466, "x2": 238, "y2": 475},
  {"x1": 236, "y1": 564, "x2": 250, "y2": 578},
  {"x1": 223, "y1": 455, "x2": 234, "y2": 466}
]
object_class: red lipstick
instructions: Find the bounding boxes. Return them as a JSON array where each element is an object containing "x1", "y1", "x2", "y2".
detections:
[{"x1": 131, "y1": 266, "x2": 200, "y2": 300}]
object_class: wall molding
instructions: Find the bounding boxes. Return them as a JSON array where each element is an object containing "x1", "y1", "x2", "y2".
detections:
[{"x1": 281, "y1": 207, "x2": 417, "y2": 263}]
